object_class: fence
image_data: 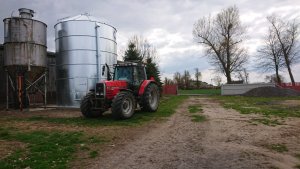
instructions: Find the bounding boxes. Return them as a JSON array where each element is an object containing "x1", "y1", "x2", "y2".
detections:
[
  {"x1": 277, "y1": 82, "x2": 300, "y2": 91},
  {"x1": 162, "y1": 85, "x2": 178, "y2": 95}
]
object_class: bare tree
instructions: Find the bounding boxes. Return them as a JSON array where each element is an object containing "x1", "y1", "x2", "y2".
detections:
[
  {"x1": 212, "y1": 75, "x2": 222, "y2": 87},
  {"x1": 193, "y1": 6, "x2": 248, "y2": 84},
  {"x1": 237, "y1": 68, "x2": 249, "y2": 84},
  {"x1": 129, "y1": 35, "x2": 158, "y2": 62},
  {"x1": 183, "y1": 70, "x2": 191, "y2": 89},
  {"x1": 173, "y1": 72, "x2": 183, "y2": 89},
  {"x1": 267, "y1": 15, "x2": 300, "y2": 84},
  {"x1": 194, "y1": 68, "x2": 202, "y2": 89},
  {"x1": 265, "y1": 74, "x2": 285, "y2": 83},
  {"x1": 256, "y1": 26, "x2": 285, "y2": 83},
  {"x1": 164, "y1": 77, "x2": 174, "y2": 85}
]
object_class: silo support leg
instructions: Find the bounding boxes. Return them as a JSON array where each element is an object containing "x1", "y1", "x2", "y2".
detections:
[
  {"x1": 44, "y1": 72, "x2": 47, "y2": 109},
  {"x1": 18, "y1": 75, "x2": 23, "y2": 111},
  {"x1": 6, "y1": 71, "x2": 9, "y2": 111}
]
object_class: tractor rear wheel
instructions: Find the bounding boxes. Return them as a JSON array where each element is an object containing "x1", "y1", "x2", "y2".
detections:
[
  {"x1": 141, "y1": 83, "x2": 159, "y2": 112},
  {"x1": 80, "y1": 92, "x2": 103, "y2": 118},
  {"x1": 111, "y1": 91, "x2": 136, "y2": 119}
]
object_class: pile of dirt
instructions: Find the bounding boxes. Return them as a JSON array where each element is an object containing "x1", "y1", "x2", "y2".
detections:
[{"x1": 243, "y1": 86, "x2": 300, "y2": 97}]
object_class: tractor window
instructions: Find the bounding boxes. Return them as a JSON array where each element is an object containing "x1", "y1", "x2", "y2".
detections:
[
  {"x1": 137, "y1": 66, "x2": 146, "y2": 82},
  {"x1": 132, "y1": 66, "x2": 146, "y2": 86},
  {"x1": 114, "y1": 66, "x2": 133, "y2": 82}
]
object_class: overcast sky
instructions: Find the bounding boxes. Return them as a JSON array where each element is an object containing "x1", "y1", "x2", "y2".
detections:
[{"x1": 1, "y1": 0, "x2": 300, "y2": 84}]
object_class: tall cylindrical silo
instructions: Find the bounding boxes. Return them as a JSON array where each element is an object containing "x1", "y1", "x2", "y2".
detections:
[
  {"x1": 3, "y1": 8, "x2": 47, "y2": 110},
  {"x1": 55, "y1": 14, "x2": 117, "y2": 107}
]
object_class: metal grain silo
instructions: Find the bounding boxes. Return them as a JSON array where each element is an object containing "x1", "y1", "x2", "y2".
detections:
[
  {"x1": 3, "y1": 8, "x2": 47, "y2": 110},
  {"x1": 55, "y1": 13, "x2": 117, "y2": 107}
]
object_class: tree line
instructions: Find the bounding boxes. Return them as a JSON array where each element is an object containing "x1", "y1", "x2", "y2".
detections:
[
  {"x1": 166, "y1": 69, "x2": 205, "y2": 89},
  {"x1": 193, "y1": 6, "x2": 299, "y2": 85},
  {"x1": 122, "y1": 5, "x2": 299, "y2": 90}
]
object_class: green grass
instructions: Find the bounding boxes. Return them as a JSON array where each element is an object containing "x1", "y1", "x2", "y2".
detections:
[
  {"x1": 89, "y1": 150, "x2": 99, "y2": 158},
  {"x1": 0, "y1": 127, "x2": 107, "y2": 168},
  {"x1": 295, "y1": 154, "x2": 300, "y2": 169},
  {"x1": 0, "y1": 96, "x2": 189, "y2": 168},
  {"x1": 179, "y1": 89, "x2": 221, "y2": 95},
  {"x1": 191, "y1": 114, "x2": 206, "y2": 122},
  {"x1": 264, "y1": 144, "x2": 288, "y2": 153},
  {"x1": 187, "y1": 104, "x2": 206, "y2": 122},
  {"x1": 216, "y1": 96, "x2": 300, "y2": 118},
  {"x1": 250, "y1": 118, "x2": 283, "y2": 126},
  {"x1": 188, "y1": 105, "x2": 203, "y2": 113},
  {"x1": 0, "y1": 128, "x2": 83, "y2": 169},
  {"x1": 22, "y1": 96, "x2": 188, "y2": 127}
]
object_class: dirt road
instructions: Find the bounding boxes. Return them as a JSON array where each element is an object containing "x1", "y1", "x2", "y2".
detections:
[{"x1": 90, "y1": 97, "x2": 300, "y2": 169}]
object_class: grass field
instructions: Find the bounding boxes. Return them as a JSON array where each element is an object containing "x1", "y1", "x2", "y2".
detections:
[
  {"x1": 0, "y1": 95, "x2": 188, "y2": 169},
  {"x1": 216, "y1": 96, "x2": 300, "y2": 125},
  {"x1": 24, "y1": 96, "x2": 188, "y2": 127},
  {"x1": 2, "y1": 95, "x2": 299, "y2": 168},
  {"x1": 179, "y1": 89, "x2": 221, "y2": 95},
  {"x1": 216, "y1": 96, "x2": 300, "y2": 117},
  {"x1": 0, "y1": 129, "x2": 84, "y2": 169}
]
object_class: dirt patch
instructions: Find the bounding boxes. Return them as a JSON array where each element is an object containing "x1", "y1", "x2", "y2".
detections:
[
  {"x1": 1, "y1": 97, "x2": 299, "y2": 169},
  {"x1": 0, "y1": 108, "x2": 82, "y2": 119},
  {"x1": 199, "y1": 97, "x2": 300, "y2": 169},
  {"x1": 279, "y1": 100, "x2": 300, "y2": 107},
  {"x1": 88, "y1": 97, "x2": 300, "y2": 169},
  {"x1": 0, "y1": 140, "x2": 27, "y2": 160},
  {"x1": 243, "y1": 86, "x2": 300, "y2": 97}
]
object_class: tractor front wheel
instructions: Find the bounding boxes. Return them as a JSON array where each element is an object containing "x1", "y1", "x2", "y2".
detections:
[
  {"x1": 141, "y1": 83, "x2": 159, "y2": 112},
  {"x1": 111, "y1": 91, "x2": 136, "y2": 119},
  {"x1": 80, "y1": 92, "x2": 103, "y2": 118}
]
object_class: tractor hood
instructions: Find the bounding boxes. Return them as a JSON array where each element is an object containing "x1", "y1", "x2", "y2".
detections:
[
  {"x1": 104, "y1": 80, "x2": 128, "y2": 99},
  {"x1": 105, "y1": 80, "x2": 128, "y2": 88}
]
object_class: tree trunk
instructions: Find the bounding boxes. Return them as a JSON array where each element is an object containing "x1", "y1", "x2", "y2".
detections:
[
  {"x1": 286, "y1": 63, "x2": 295, "y2": 85},
  {"x1": 275, "y1": 65, "x2": 281, "y2": 84},
  {"x1": 283, "y1": 54, "x2": 295, "y2": 85},
  {"x1": 225, "y1": 70, "x2": 232, "y2": 84}
]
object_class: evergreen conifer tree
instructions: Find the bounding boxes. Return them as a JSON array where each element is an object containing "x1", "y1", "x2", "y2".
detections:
[
  {"x1": 124, "y1": 42, "x2": 142, "y2": 62},
  {"x1": 145, "y1": 57, "x2": 162, "y2": 88}
]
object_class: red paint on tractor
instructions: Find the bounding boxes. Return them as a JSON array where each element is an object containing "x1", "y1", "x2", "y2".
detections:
[
  {"x1": 105, "y1": 80, "x2": 128, "y2": 99},
  {"x1": 138, "y1": 80, "x2": 155, "y2": 96}
]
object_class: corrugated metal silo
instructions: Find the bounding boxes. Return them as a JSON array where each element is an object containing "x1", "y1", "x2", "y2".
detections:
[
  {"x1": 3, "y1": 8, "x2": 47, "y2": 110},
  {"x1": 55, "y1": 13, "x2": 117, "y2": 107}
]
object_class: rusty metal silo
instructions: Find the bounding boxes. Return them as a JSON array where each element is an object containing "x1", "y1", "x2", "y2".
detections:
[{"x1": 3, "y1": 8, "x2": 47, "y2": 110}]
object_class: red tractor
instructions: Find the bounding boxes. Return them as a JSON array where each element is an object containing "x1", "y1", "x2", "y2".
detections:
[{"x1": 80, "y1": 62, "x2": 160, "y2": 119}]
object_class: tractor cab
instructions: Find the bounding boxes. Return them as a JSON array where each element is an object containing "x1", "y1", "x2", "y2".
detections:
[{"x1": 113, "y1": 63, "x2": 147, "y2": 88}]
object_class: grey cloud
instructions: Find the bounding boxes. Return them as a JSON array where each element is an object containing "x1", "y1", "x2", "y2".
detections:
[
  {"x1": 160, "y1": 49, "x2": 210, "y2": 74},
  {"x1": 1, "y1": 0, "x2": 300, "y2": 82}
]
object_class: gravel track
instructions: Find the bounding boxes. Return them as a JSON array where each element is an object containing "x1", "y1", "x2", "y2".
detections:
[{"x1": 90, "y1": 97, "x2": 300, "y2": 169}]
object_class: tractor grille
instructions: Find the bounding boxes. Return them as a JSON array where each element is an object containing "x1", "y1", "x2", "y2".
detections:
[{"x1": 96, "y1": 83, "x2": 105, "y2": 97}]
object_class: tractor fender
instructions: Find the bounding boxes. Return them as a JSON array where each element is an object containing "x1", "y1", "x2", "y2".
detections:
[{"x1": 138, "y1": 80, "x2": 156, "y2": 96}]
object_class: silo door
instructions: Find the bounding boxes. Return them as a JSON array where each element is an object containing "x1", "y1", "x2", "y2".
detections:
[{"x1": 74, "y1": 78, "x2": 88, "y2": 101}]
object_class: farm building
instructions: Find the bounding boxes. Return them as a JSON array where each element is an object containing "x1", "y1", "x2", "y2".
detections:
[
  {"x1": 0, "y1": 43, "x2": 57, "y2": 106},
  {"x1": 0, "y1": 8, "x2": 117, "y2": 109}
]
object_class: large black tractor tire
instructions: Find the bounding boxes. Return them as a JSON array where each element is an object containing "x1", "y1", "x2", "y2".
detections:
[
  {"x1": 80, "y1": 92, "x2": 103, "y2": 118},
  {"x1": 141, "y1": 83, "x2": 160, "y2": 112},
  {"x1": 111, "y1": 91, "x2": 136, "y2": 119}
]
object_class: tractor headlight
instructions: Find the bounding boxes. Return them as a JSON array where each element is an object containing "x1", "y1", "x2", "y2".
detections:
[{"x1": 96, "y1": 83, "x2": 105, "y2": 96}]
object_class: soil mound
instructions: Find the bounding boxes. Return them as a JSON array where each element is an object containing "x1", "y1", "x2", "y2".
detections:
[{"x1": 243, "y1": 86, "x2": 300, "y2": 97}]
